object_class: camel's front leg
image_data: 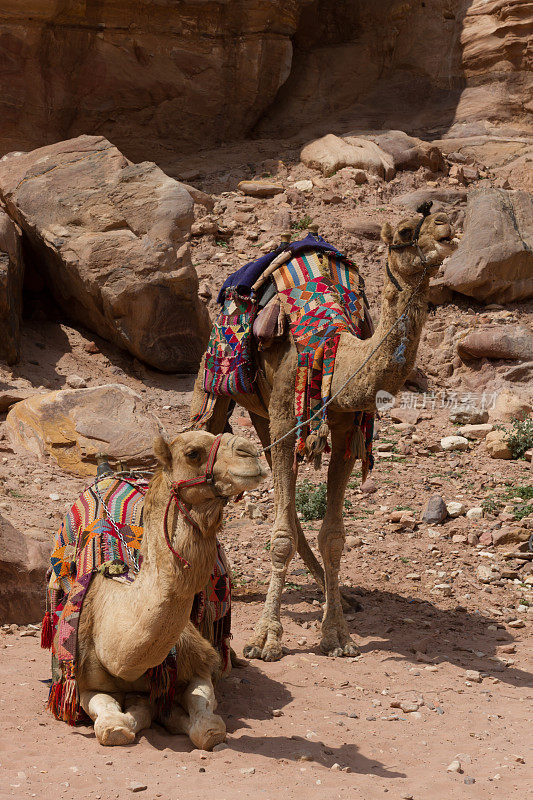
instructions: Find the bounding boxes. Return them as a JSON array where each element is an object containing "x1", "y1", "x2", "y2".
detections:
[
  {"x1": 80, "y1": 690, "x2": 152, "y2": 746},
  {"x1": 163, "y1": 676, "x2": 226, "y2": 751},
  {"x1": 318, "y1": 422, "x2": 360, "y2": 657},
  {"x1": 243, "y1": 420, "x2": 297, "y2": 661}
]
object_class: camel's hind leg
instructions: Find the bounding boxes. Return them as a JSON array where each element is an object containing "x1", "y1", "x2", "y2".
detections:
[
  {"x1": 163, "y1": 676, "x2": 226, "y2": 751},
  {"x1": 80, "y1": 690, "x2": 152, "y2": 746}
]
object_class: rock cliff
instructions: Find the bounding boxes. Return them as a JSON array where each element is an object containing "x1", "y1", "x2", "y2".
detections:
[{"x1": 0, "y1": 2, "x2": 529, "y2": 163}]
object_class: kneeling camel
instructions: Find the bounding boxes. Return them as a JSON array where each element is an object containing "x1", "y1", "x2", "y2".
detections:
[{"x1": 74, "y1": 431, "x2": 266, "y2": 748}]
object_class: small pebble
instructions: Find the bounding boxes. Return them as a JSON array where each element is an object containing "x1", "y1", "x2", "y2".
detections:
[
  {"x1": 463, "y1": 777, "x2": 475, "y2": 785},
  {"x1": 240, "y1": 767, "x2": 255, "y2": 776},
  {"x1": 128, "y1": 784, "x2": 147, "y2": 793},
  {"x1": 447, "y1": 760, "x2": 462, "y2": 773}
]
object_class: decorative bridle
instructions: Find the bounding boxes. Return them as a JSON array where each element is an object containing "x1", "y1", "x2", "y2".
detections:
[
  {"x1": 163, "y1": 434, "x2": 223, "y2": 569},
  {"x1": 387, "y1": 200, "x2": 433, "y2": 292}
]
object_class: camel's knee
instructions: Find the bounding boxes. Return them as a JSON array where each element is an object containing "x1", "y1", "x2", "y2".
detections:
[
  {"x1": 270, "y1": 530, "x2": 296, "y2": 569},
  {"x1": 318, "y1": 524, "x2": 345, "y2": 560}
]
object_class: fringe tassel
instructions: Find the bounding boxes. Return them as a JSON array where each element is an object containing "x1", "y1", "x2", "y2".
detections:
[
  {"x1": 60, "y1": 676, "x2": 79, "y2": 726},
  {"x1": 40, "y1": 611, "x2": 53, "y2": 649},
  {"x1": 148, "y1": 658, "x2": 177, "y2": 716},
  {"x1": 47, "y1": 664, "x2": 80, "y2": 725},
  {"x1": 47, "y1": 680, "x2": 64, "y2": 719}
]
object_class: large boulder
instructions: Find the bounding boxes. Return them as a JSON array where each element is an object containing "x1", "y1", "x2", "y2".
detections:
[
  {"x1": 0, "y1": 513, "x2": 49, "y2": 624},
  {"x1": 300, "y1": 134, "x2": 395, "y2": 179},
  {"x1": 0, "y1": 136, "x2": 210, "y2": 371},
  {"x1": 365, "y1": 131, "x2": 445, "y2": 173},
  {"x1": 6, "y1": 384, "x2": 164, "y2": 476},
  {"x1": 457, "y1": 326, "x2": 533, "y2": 362},
  {"x1": 433, "y1": 189, "x2": 533, "y2": 304},
  {"x1": 0, "y1": 209, "x2": 24, "y2": 365}
]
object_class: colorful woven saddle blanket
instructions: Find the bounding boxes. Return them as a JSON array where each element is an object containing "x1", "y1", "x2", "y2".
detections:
[
  {"x1": 43, "y1": 475, "x2": 231, "y2": 725},
  {"x1": 272, "y1": 249, "x2": 374, "y2": 474}
]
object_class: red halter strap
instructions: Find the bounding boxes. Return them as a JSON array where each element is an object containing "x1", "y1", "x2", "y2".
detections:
[{"x1": 163, "y1": 435, "x2": 223, "y2": 568}]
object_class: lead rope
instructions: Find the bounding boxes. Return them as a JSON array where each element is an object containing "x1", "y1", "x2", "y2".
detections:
[{"x1": 259, "y1": 251, "x2": 430, "y2": 456}]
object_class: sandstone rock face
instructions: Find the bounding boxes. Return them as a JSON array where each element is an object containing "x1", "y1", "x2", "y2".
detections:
[
  {"x1": 458, "y1": 326, "x2": 533, "y2": 362},
  {"x1": 0, "y1": 136, "x2": 210, "y2": 371},
  {"x1": 0, "y1": 513, "x2": 49, "y2": 624},
  {"x1": 435, "y1": 190, "x2": 533, "y2": 304},
  {"x1": 300, "y1": 134, "x2": 395, "y2": 179},
  {"x1": 258, "y1": 1, "x2": 531, "y2": 140},
  {"x1": 0, "y1": 2, "x2": 302, "y2": 163},
  {"x1": 6, "y1": 384, "x2": 164, "y2": 476},
  {"x1": 0, "y1": 210, "x2": 24, "y2": 365}
]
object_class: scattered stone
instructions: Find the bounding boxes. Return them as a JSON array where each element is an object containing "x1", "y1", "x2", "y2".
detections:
[
  {"x1": 212, "y1": 743, "x2": 229, "y2": 752},
  {"x1": 66, "y1": 375, "x2": 87, "y2": 389},
  {"x1": 345, "y1": 535, "x2": 363, "y2": 549},
  {"x1": 477, "y1": 564, "x2": 495, "y2": 583},
  {"x1": 507, "y1": 619, "x2": 525, "y2": 628},
  {"x1": 467, "y1": 533, "x2": 479, "y2": 546},
  {"x1": 240, "y1": 767, "x2": 256, "y2": 776},
  {"x1": 129, "y1": 783, "x2": 148, "y2": 793},
  {"x1": 446, "y1": 501, "x2": 466, "y2": 518},
  {"x1": 330, "y1": 763, "x2": 341, "y2": 771},
  {"x1": 361, "y1": 477, "x2": 377, "y2": 493},
  {"x1": 422, "y1": 494, "x2": 448, "y2": 524},
  {"x1": 457, "y1": 424, "x2": 493, "y2": 440},
  {"x1": 463, "y1": 777, "x2": 476, "y2": 785},
  {"x1": 485, "y1": 430, "x2": 512, "y2": 460},
  {"x1": 447, "y1": 760, "x2": 462, "y2": 773},
  {"x1": 464, "y1": 670, "x2": 482, "y2": 683},
  {"x1": 238, "y1": 180, "x2": 283, "y2": 198},
  {"x1": 450, "y1": 406, "x2": 489, "y2": 425},
  {"x1": 441, "y1": 436, "x2": 469, "y2": 451},
  {"x1": 293, "y1": 179, "x2": 313, "y2": 192},
  {"x1": 271, "y1": 709, "x2": 283, "y2": 717},
  {"x1": 466, "y1": 507, "x2": 483, "y2": 519}
]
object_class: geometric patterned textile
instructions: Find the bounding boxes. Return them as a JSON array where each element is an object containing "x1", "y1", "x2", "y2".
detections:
[
  {"x1": 273, "y1": 249, "x2": 374, "y2": 474},
  {"x1": 203, "y1": 287, "x2": 257, "y2": 396},
  {"x1": 44, "y1": 475, "x2": 232, "y2": 725}
]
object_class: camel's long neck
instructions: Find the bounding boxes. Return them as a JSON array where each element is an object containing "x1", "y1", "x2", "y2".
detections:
[
  {"x1": 118, "y1": 473, "x2": 219, "y2": 671},
  {"x1": 332, "y1": 265, "x2": 429, "y2": 411}
]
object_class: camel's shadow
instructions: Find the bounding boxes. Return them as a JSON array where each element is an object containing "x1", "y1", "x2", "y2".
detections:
[{"x1": 271, "y1": 583, "x2": 533, "y2": 690}]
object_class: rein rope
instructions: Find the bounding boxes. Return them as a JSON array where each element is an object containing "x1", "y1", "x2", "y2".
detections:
[
  {"x1": 259, "y1": 203, "x2": 434, "y2": 457},
  {"x1": 162, "y1": 434, "x2": 223, "y2": 568}
]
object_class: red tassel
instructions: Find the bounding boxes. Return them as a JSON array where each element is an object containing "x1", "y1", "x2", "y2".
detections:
[
  {"x1": 47, "y1": 681, "x2": 64, "y2": 719},
  {"x1": 60, "y1": 677, "x2": 79, "y2": 726},
  {"x1": 41, "y1": 611, "x2": 53, "y2": 649}
]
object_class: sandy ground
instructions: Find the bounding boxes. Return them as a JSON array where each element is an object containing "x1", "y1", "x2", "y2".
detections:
[
  {"x1": 1, "y1": 137, "x2": 532, "y2": 800},
  {"x1": 1, "y1": 579, "x2": 531, "y2": 800}
]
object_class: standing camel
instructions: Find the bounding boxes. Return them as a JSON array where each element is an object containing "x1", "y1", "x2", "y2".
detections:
[
  {"x1": 71, "y1": 431, "x2": 266, "y2": 747},
  {"x1": 190, "y1": 211, "x2": 456, "y2": 661}
]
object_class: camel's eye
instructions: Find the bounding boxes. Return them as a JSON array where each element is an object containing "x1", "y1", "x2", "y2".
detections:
[
  {"x1": 185, "y1": 448, "x2": 202, "y2": 461},
  {"x1": 399, "y1": 227, "x2": 412, "y2": 240}
]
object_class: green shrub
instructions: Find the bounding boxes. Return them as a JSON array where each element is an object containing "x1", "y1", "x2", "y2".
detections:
[
  {"x1": 295, "y1": 480, "x2": 328, "y2": 521},
  {"x1": 501, "y1": 419, "x2": 533, "y2": 460},
  {"x1": 291, "y1": 214, "x2": 313, "y2": 231}
]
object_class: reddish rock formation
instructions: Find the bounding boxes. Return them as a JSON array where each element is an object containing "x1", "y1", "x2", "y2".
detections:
[
  {"x1": 0, "y1": 1, "x2": 304, "y2": 163},
  {"x1": 0, "y1": 513, "x2": 49, "y2": 624}
]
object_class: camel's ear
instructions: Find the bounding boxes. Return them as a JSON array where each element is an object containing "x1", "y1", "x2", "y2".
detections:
[
  {"x1": 381, "y1": 222, "x2": 394, "y2": 245},
  {"x1": 154, "y1": 435, "x2": 172, "y2": 470}
]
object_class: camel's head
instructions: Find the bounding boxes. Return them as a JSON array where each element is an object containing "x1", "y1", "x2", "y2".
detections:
[
  {"x1": 381, "y1": 207, "x2": 457, "y2": 281},
  {"x1": 154, "y1": 431, "x2": 267, "y2": 511}
]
